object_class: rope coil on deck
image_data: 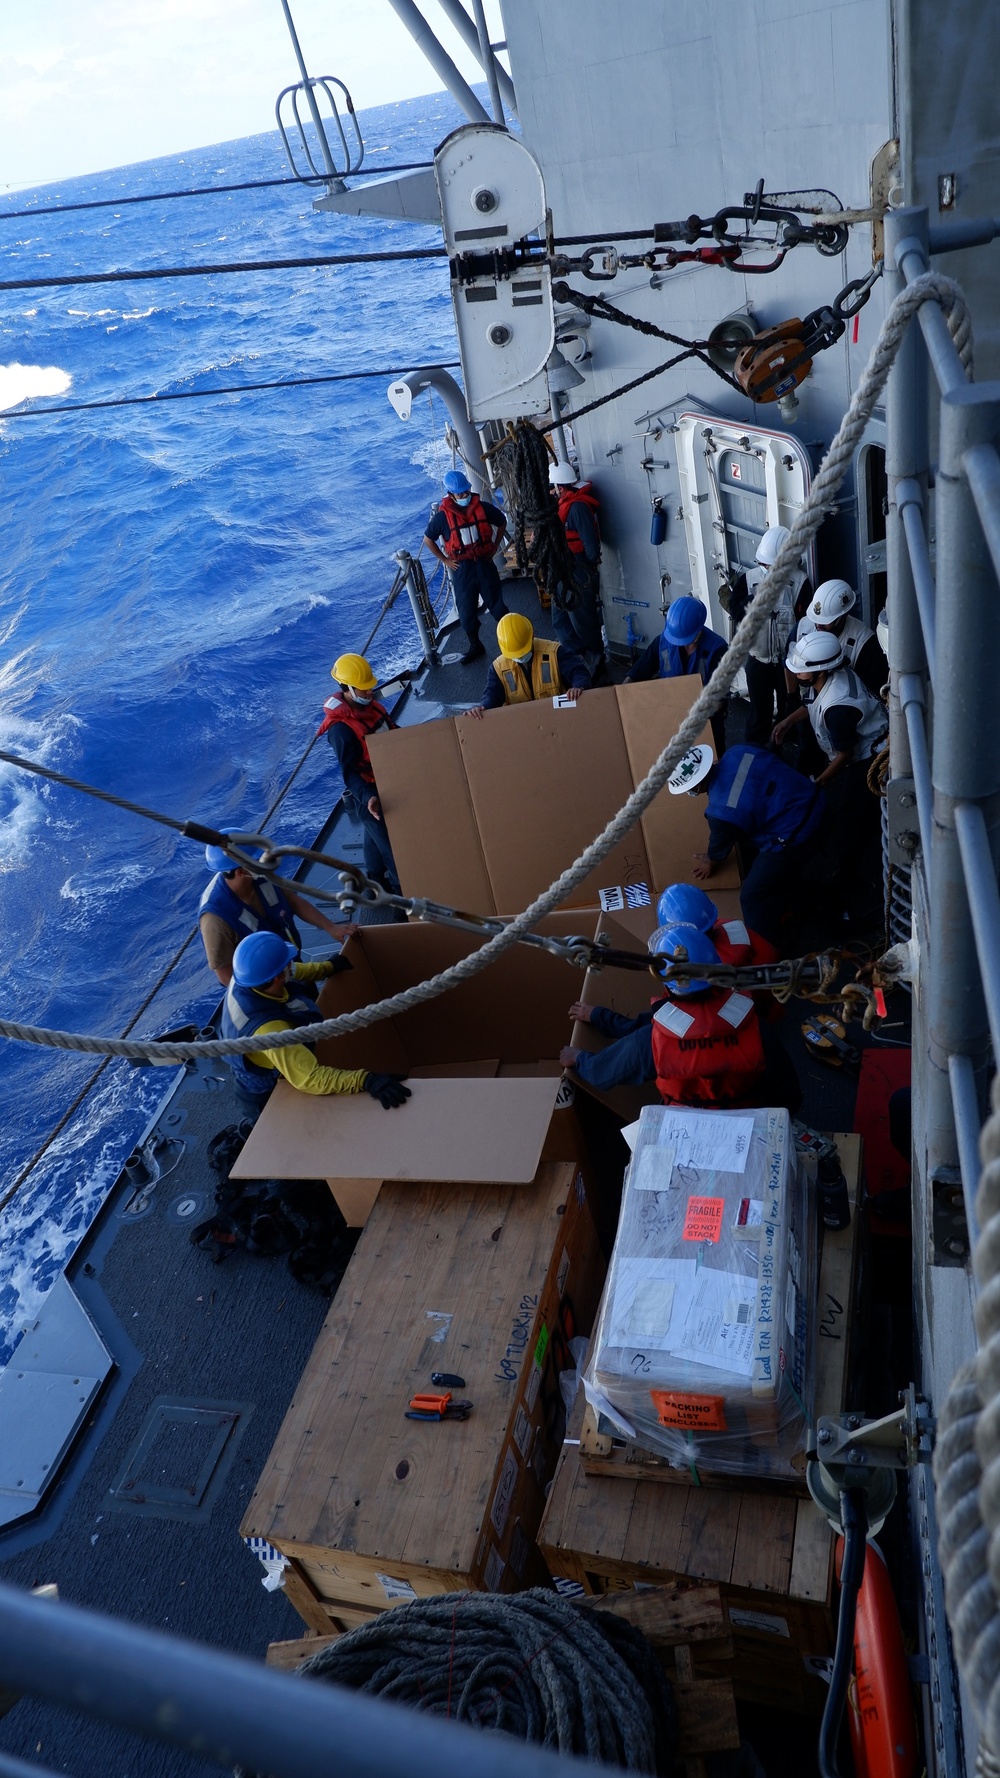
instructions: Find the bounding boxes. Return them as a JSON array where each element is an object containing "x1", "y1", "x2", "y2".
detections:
[
  {"x1": 295, "y1": 1590, "x2": 677, "y2": 1774},
  {"x1": 0, "y1": 271, "x2": 971, "y2": 1067}
]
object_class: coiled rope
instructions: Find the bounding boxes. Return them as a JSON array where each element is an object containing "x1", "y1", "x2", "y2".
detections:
[
  {"x1": 492, "y1": 422, "x2": 579, "y2": 608},
  {"x1": 0, "y1": 270, "x2": 971, "y2": 1066},
  {"x1": 935, "y1": 1079, "x2": 1000, "y2": 1760},
  {"x1": 296, "y1": 1590, "x2": 677, "y2": 1774}
]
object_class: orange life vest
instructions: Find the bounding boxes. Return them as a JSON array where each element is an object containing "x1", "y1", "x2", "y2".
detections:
[
  {"x1": 710, "y1": 918, "x2": 780, "y2": 967},
  {"x1": 650, "y1": 987, "x2": 765, "y2": 1107},
  {"x1": 319, "y1": 694, "x2": 394, "y2": 785},
  {"x1": 438, "y1": 494, "x2": 498, "y2": 562},
  {"x1": 556, "y1": 482, "x2": 601, "y2": 555}
]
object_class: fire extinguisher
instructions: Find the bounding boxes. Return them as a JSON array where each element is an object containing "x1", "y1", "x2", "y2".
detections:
[{"x1": 650, "y1": 498, "x2": 667, "y2": 547}]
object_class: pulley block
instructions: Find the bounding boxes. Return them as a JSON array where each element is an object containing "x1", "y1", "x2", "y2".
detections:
[{"x1": 734, "y1": 320, "x2": 814, "y2": 403}]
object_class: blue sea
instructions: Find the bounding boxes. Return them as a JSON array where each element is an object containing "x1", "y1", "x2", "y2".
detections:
[{"x1": 0, "y1": 90, "x2": 471, "y2": 1360}]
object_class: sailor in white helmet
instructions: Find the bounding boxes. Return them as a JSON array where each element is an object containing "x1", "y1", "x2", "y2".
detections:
[
  {"x1": 791, "y1": 578, "x2": 887, "y2": 697},
  {"x1": 774, "y1": 629, "x2": 888, "y2": 856},
  {"x1": 727, "y1": 525, "x2": 812, "y2": 745}
]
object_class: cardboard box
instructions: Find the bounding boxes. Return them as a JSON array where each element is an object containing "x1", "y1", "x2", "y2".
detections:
[
  {"x1": 368, "y1": 678, "x2": 740, "y2": 913},
  {"x1": 241, "y1": 1159, "x2": 606, "y2": 1632}
]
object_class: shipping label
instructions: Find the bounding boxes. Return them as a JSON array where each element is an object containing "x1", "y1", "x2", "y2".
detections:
[
  {"x1": 490, "y1": 1448, "x2": 519, "y2": 1540},
  {"x1": 650, "y1": 1390, "x2": 727, "y2": 1431},
  {"x1": 682, "y1": 1196, "x2": 725, "y2": 1243},
  {"x1": 483, "y1": 1545, "x2": 505, "y2": 1592}
]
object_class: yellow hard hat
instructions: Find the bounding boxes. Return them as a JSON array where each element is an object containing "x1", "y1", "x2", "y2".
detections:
[
  {"x1": 331, "y1": 653, "x2": 378, "y2": 692},
  {"x1": 497, "y1": 613, "x2": 534, "y2": 657}
]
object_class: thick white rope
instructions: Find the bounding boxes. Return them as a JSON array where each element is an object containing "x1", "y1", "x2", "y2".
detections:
[{"x1": 0, "y1": 272, "x2": 971, "y2": 1066}]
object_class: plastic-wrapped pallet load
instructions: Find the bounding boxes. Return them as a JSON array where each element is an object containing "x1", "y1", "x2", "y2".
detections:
[{"x1": 583, "y1": 1104, "x2": 816, "y2": 1480}]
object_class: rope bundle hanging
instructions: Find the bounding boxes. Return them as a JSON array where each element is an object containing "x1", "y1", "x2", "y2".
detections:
[
  {"x1": 492, "y1": 421, "x2": 580, "y2": 609},
  {"x1": 296, "y1": 1589, "x2": 678, "y2": 1773}
]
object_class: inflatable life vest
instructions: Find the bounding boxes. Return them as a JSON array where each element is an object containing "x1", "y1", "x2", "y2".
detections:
[
  {"x1": 810, "y1": 666, "x2": 887, "y2": 764},
  {"x1": 319, "y1": 693, "x2": 395, "y2": 784},
  {"x1": 836, "y1": 1537, "x2": 917, "y2": 1778},
  {"x1": 221, "y1": 979, "x2": 324, "y2": 1099},
  {"x1": 650, "y1": 987, "x2": 765, "y2": 1107},
  {"x1": 557, "y1": 482, "x2": 601, "y2": 556},
  {"x1": 707, "y1": 743, "x2": 825, "y2": 853},
  {"x1": 658, "y1": 628, "x2": 728, "y2": 685},
  {"x1": 494, "y1": 639, "x2": 564, "y2": 705},
  {"x1": 743, "y1": 563, "x2": 803, "y2": 665},
  {"x1": 438, "y1": 493, "x2": 498, "y2": 562},
  {"x1": 199, "y1": 871, "x2": 300, "y2": 952},
  {"x1": 797, "y1": 611, "x2": 875, "y2": 670}
]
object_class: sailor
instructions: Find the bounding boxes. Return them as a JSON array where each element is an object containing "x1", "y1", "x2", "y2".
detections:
[
  {"x1": 471, "y1": 612, "x2": 591, "y2": 715},
  {"x1": 774, "y1": 630, "x2": 888, "y2": 871},
  {"x1": 655, "y1": 876, "x2": 780, "y2": 967},
  {"x1": 726, "y1": 526, "x2": 812, "y2": 746},
  {"x1": 560, "y1": 925, "x2": 800, "y2": 1111},
  {"x1": 422, "y1": 468, "x2": 509, "y2": 665},
  {"x1": 220, "y1": 931, "x2": 411, "y2": 1121},
  {"x1": 790, "y1": 578, "x2": 887, "y2": 696},
  {"x1": 199, "y1": 845, "x2": 354, "y2": 987},
  {"x1": 624, "y1": 596, "x2": 728, "y2": 748},
  {"x1": 321, "y1": 653, "x2": 401, "y2": 893},
  {"x1": 550, "y1": 461, "x2": 605, "y2": 667},
  {"x1": 666, "y1": 742, "x2": 827, "y2": 947}
]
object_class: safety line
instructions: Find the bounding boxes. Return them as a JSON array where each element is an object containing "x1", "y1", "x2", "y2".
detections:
[
  {"x1": 0, "y1": 165, "x2": 434, "y2": 221},
  {"x1": 0, "y1": 363, "x2": 461, "y2": 420},
  {"x1": 0, "y1": 244, "x2": 447, "y2": 296}
]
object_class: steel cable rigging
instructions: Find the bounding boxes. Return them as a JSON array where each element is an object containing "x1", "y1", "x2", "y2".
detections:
[
  {"x1": 0, "y1": 165, "x2": 435, "y2": 222},
  {"x1": 0, "y1": 362, "x2": 461, "y2": 420}
]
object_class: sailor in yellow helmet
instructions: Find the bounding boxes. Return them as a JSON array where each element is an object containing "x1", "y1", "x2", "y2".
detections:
[
  {"x1": 470, "y1": 613, "x2": 590, "y2": 719},
  {"x1": 319, "y1": 653, "x2": 400, "y2": 891}
]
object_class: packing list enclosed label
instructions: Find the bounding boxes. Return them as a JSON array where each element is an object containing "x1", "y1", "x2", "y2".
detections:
[{"x1": 650, "y1": 1390, "x2": 727, "y2": 1431}]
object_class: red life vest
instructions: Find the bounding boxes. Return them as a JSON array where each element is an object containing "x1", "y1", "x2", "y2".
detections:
[
  {"x1": 710, "y1": 918, "x2": 780, "y2": 968},
  {"x1": 557, "y1": 482, "x2": 601, "y2": 555},
  {"x1": 318, "y1": 694, "x2": 395, "y2": 784},
  {"x1": 438, "y1": 494, "x2": 498, "y2": 562},
  {"x1": 650, "y1": 987, "x2": 765, "y2": 1108}
]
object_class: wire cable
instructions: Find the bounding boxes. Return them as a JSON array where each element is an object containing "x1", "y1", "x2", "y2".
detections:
[
  {"x1": 0, "y1": 165, "x2": 434, "y2": 222},
  {"x1": 0, "y1": 362, "x2": 461, "y2": 420},
  {"x1": 818, "y1": 1490, "x2": 869, "y2": 1778},
  {"x1": 0, "y1": 244, "x2": 447, "y2": 297}
]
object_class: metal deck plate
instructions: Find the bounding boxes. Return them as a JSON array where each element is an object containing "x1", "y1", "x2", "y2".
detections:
[
  {"x1": 108, "y1": 1397, "x2": 250, "y2": 1521},
  {"x1": 0, "y1": 1370, "x2": 102, "y2": 1511}
]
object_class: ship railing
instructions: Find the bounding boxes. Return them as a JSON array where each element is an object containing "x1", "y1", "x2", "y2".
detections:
[
  {"x1": 883, "y1": 207, "x2": 1000, "y2": 1263},
  {"x1": 359, "y1": 543, "x2": 453, "y2": 670}
]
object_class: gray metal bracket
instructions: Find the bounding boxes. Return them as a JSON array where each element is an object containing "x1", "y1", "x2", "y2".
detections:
[{"x1": 887, "y1": 774, "x2": 921, "y2": 863}]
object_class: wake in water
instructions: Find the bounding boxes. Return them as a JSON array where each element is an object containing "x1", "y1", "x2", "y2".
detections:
[{"x1": 0, "y1": 363, "x2": 71, "y2": 411}]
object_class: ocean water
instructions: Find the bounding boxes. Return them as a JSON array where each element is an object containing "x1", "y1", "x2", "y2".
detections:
[{"x1": 0, "y1": 90, "x2": 472, "y2": 1360}]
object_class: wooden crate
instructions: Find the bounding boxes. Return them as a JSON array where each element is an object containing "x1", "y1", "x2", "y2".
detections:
[
  {"x1": 577, "y1": 1133, "x2": 863, "y2": 1489},
  {"x1": 537, "y1": 1135, "x2": 864, "y2": 1715},
  {"x1": 242, "y1": 1160, "x2": 606, "y2": 1632}
]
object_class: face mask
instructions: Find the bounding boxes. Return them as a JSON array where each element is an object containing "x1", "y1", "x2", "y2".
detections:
[
  {"x1": 515, "y1": 652, "x2": 533, "y2": 666},
  {"x1": 452, "y1": 492, "x2": 472, "y2": 507},
  {"x1": 350, "y1": 690, "x2": 373, "y2": 705},
  {"x1": 799, "y1": 681, "x2": 817, "y2": 705}
]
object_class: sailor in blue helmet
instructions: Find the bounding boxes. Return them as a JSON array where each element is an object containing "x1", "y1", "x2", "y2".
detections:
[
  {"x1": 559, "y1": 926, "x2": 798, "y2": 1111},
  {"x1": 220, "y1": 930, "x2": 410, "y2": 1122},
  {"x1": 199, "y1": 843, "x2": 353, "y2": 987},
  {"x1": 655, "y1": 876, "x2": 778, "y2": 969},
  {"x1": 423, "y1": 468, "x2": 509, "y2": 666},
  {"x1": 666, "y1": 742, "x2": 828, "y2": 947},
  {"x1": 624, "y1": 596, "x2": 729, "y2": 746}
]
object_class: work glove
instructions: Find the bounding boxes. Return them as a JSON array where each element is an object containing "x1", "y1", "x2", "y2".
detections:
[
  {"x1": 318, "y1": 954, "x2": 354, "y2": 977},
  {"x1": 364, "y1": 1071, "x2": 411, "y2": 1110}
]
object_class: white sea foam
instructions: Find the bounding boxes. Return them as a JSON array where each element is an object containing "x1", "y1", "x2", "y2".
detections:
[{"x1": 0, "y1": 361, "x2": 71, "y2": 412}]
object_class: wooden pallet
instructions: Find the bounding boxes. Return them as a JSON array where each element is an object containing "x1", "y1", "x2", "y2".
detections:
[{"x1": 576, "y1": 1133, "x2": 863, "y2": 1490}]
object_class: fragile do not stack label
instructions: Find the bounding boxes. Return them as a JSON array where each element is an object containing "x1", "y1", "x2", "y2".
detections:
[
  {"x1": 650, "y1": 1390, "x2": 727, "y2": 1432},
  {"x1": 682, "y1": 1195, "x2": 725, "y2": 1243}
]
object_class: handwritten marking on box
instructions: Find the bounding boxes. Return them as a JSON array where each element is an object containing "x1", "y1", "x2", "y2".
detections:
[
  {"x1": 682, "y1": 1196, "x2": 725, "y2": 1243},
  {"x1": 650, "y1": 1389, "x2": 727, "y2": 1431}
]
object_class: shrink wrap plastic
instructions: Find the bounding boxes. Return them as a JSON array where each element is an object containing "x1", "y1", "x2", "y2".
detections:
[{"x1": 583, "y1": 1104, "x2": 816, "y2": 1479}]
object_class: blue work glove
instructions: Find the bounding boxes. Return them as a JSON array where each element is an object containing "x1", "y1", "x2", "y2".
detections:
[{"x1": 364, "y1": 1071, "x2": 411, "y2": 1110}]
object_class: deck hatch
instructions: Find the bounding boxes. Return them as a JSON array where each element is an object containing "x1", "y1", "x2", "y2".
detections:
[{"x1": 109, "y1": 1396, "x2": 249, "y2": 1520}]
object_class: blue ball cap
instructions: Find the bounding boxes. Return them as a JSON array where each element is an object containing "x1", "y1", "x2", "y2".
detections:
[
  {"x1": 663, "y1": 596, "x2": 708, "y2": 646},
  {"x1": 656, "y1": 882, "x2": 718, "y2": 932},
  {"x1": 648, "y1": 922, "x2": 720, "y2": 996},
  {"x1": 443, "y1": 469, "x2": 471, "y2": 494},
  {"x1": 232, "y1": 931, "x2": 298, "y2": 988}
]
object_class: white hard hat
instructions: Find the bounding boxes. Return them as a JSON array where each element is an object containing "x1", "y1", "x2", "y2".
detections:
[
  {"x1": 755, "y1": 524, "x2": 791, "y2": 566},
  {"x1": 667, "y1": 744, "x2": 715, "y2": 794},
  {"x1": 786, "y1": 629, "x2": 845, "y2": 674},
  {"x1": 808, "y1": 578, "x2": 856, "y2": 622},
  {"x1": 550, "y1": 461, "x2": 578, "y2": 486}
]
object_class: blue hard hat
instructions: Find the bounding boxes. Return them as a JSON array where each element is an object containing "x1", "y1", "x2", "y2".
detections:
[
  {"x1": 648, "y1": 923, "x2": 720, "y2": 996},
  {"x1": 232, "y1": 931, "x2": 297, "y2": 988},
  {"x1": 656, "y1": 883, "x2": 718, "y2": 932},
  {"x1": 205, "y1": 842, "x2": 234, "y2": 873},
  {"x1": 663, "y1": 596, "x2": 708, "y2": 646},
  {"x1": 443, "y1": 469, "x2": 471, "y2": 495}
]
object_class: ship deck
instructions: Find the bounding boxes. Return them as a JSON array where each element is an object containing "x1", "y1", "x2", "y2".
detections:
[{"x1": 0, "y1": 597, "x2": 909, "y2": 1778}]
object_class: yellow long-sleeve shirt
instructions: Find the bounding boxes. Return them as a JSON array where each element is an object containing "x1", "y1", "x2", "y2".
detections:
[{"x1": 246, "y1": 962, "x2": 369, "y2": 1097}]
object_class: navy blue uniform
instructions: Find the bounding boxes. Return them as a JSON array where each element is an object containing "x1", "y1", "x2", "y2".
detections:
[
  {"x1": 425, "y1": 500, "x2": 507, "y2": 647},
  {"x1": 481, "y1": 640, "x2": 591, "y2": 710},
  {"x1": 704, "y1": 744, "x2": 826, "y2": 945}
]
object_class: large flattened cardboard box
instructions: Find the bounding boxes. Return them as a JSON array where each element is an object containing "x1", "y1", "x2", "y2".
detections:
[
  {"x1": 242, "y1": 1160, "x2": 606, "y2": 1634},
  {"x1": 230, "y1": 916, "x2": 600, "y2": 1222},
  {"x1": 367, "y1": 678, "x2": 740, "y2": 913}
]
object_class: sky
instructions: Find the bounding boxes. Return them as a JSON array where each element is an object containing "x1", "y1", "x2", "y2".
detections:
[{"x1": 0, "y1": 0, "x2": 506, "y2": 190}]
